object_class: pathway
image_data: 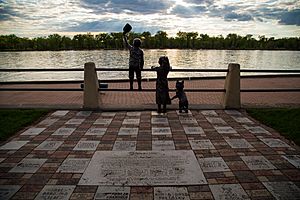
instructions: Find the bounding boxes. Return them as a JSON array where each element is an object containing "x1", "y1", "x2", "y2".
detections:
[{"x1": 0, "y1": 109, "x2": 299, "y2": 199}]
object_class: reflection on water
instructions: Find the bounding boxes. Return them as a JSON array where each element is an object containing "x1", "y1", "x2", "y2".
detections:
[{"x1": 0, "y1": 50, "x2": 299, "y2": 81}]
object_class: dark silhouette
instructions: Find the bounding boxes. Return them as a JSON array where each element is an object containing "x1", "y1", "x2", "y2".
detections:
[
  {"x1": 123, "y1": 25, "x2": 144, "y2": 90},
  {"x1": 171, "y1": 80, "x2": 189, "y2": 113},
  {"x1": 152, "y1": 56, "x2": 171, "y2": 113}
]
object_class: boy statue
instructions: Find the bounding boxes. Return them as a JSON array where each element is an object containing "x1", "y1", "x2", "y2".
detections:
[{"x1": 123, "y1": 24, "x2": 144, "y2": 90}]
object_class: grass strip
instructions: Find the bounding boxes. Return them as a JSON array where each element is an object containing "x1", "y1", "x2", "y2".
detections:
[
  {"x1": 0, "y1": 109, "x2": 49, "y2": 141},
  {"x1": 247, "y1": 108, "x2": 300, "y2": 146}
]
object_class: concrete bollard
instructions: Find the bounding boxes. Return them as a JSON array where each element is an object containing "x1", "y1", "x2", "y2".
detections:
[
  {"x1": 83, "y1": 62, "x2": 100, "y2": 109},
  {"x1": 222, "y1": 63, "x2": 241, "y2": 109}
]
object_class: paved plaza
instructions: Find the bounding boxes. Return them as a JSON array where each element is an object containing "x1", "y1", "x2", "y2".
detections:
[{"x1": 0, "y1": 109, "x2": 299, "y2": 199}]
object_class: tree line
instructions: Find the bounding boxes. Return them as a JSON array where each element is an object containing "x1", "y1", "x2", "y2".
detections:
[{"x1": 0, "y1": 31, "x2": 299, "y2": 51}]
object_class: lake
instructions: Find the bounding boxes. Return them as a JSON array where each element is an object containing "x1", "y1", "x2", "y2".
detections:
[{"x1": 0, "y1": 50, "x2": 299, "y2": 81}]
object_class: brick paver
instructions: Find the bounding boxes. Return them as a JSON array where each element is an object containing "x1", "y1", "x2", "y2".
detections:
[{"x1": 0, "y1": 109, "x2": 299, "y2": 199}]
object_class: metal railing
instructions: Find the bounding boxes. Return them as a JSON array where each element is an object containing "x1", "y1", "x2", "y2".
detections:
[
  {"x1": 0, "y1": 67, "x2": 299, "y2": 92},
  {"x1": 1, "y1": 63, "x2": 300, "y2": 109}
]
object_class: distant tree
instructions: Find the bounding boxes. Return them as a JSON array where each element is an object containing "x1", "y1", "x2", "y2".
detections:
[
  {"x1": 110, "y1": 32, "x2": 123, "y2": 49},
  {"x1": 47, "y1": 34, "x2": 62, "y2": 50},
  {"x1": 154, "y1": 31, "x2": 168, "y2": 48},
  {"x1": 0, "y1": 32, "x2": 299, "y2": 51}
]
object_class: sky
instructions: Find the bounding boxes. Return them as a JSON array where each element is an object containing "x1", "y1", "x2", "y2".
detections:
[{"x1": 0, "y1": 0, "x2": 300, "y2": 38}]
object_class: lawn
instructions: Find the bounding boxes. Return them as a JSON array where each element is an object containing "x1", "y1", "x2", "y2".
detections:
[
  {"x1": 0, "y1": 109, "x2": 49, "y2": 141},
  {"x1": 247, "y1": 108, "x2": 300, "y2": 146}
]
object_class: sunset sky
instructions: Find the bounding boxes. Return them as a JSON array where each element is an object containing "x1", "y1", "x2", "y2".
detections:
[{"x1": 0, "y1": 0, "x2": 299, "y2": 38}]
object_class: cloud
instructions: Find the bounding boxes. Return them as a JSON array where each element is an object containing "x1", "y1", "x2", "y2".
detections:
[
  {"x1": 171, "y1": 5, "x2": 207, "y2": 17},
  {"x1": 279, "y1": 9, "x2": 300, "y2": 26},
  {"x1": 224, "y1": 12, "x2": 253, "y2": 22},
  {"x1": 183, "y1": 0, "x2": 215, "y2": 5},
  {"x1": 66, "y1": 19, "x2": 162, "y2": 34},
  {"x1": 0, "y1": 0, "x2": 299, "y2": 38},
  {"x1": 0, "y1": 2, "x2": 22, "y2": 21},
  {"x1": 81, "y1": 0, "x2": 174, "y2": 14}
]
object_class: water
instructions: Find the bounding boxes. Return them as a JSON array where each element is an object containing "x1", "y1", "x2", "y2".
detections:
[{"x1": 0, "y1": 50, "x2": 299, "y2": 81}]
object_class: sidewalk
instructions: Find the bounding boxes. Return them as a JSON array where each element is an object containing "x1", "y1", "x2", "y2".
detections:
[
  {"x1": 0, "y1": 109, "x2": 299, "y2": 199},
  {"x1": 0, "y1": 76, "x2": 299, "y2": 109}
]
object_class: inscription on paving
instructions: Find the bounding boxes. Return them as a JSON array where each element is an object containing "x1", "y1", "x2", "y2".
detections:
[
  {"x1": 260, "y1": 138, "x2": 291, "y2": 148},
  {"x1": 57, "y1": 158, "x2": 90, "y2": 173},
  {"x1": 243, "y1": 125, "x2": 270, "y2": 135},
  {"x1": 79, "y1": 150, "x2": 207, "y2": 186},
  {"x1": 52, "y1": 128, "x2": 75, "y2": 136},
  {"x1": 126, "y1": 112, "x2": 141, "y2": 117},
  {"x1": 118, "y1": 128, "x2": 139, "y2": 136},
  {"x1": 154, "y1": 187, "x2": 190, "y2": 200},
  {"x1": 152, "y1": 127, "x2": 172, "y2": 135},
  {"x1": 35, "y1": 141, "x2": 63, "y2": 151},
  {"x1": 101, "y1": 112, "x2": 116, "y2": 117},
  {"x1": 241, "y1": 156, "x2": 276, "y2": 170},
  {"x1": 113, "y1": 141, "x2": 136, "y2": 151},
  {"x1": 198, "y1": 157, "x2": 230, "y2": 172},
  {"x1": 65, "y1": 118, "x2": 85, "y2": 125},
  {"x1": 183, "y1": 126, "x2": 204, "y2": 135},
  {"x1": 10, "y1": 158, "x2": 47, "y2": 173},
  {"x1": 38, "y1": 118, "x2": 58, "y2": 126},
  {"x1": 201, "y1": 110, "x2": 218, "y2": 116},
  {"x1": 0, "y1": 141, "x2": 29, "y2": 150},
  {"x1": 151, "y1": 117, "x2": 169, "y2": 124},
  {"x1": 189, "y1": 140, "x2": 215, "y2": 150},
  {"x1": 94, "y1": 186, "x2": 130, "y2": 200},
  {"x1": 21, "y1": 128, "x2": 46, "y2": 136},
  {"x1": 225, "y1": 139, "x2": 253, "y2": 149},
  {"x1": 206, "y1": 117, "x2": 227, "y2": 125},
  {"x1": 152, "y1": 141, "x2": 175, "y2": 151},
  {"x1": 263, "y1": 181, "x2": 300, "y2": 200},
  {"x1": 85, "y1": 127, "x2": 107, "y2": 136},
  {"x1": 179, "y1": 117, "x2": 198, "y2": 124},
  {"x1": 73, "y1": 141, "x2": 99, "y2": 151},
  {"x1": 35, "y1": 185, "x2": 75, "y2": 200},
  {"x1": 76, "y1": 111, "x2": 92, "y2": 117},
  {"x1": 282, "y1": 155, "x2": 300, "y2": 168},
  {"x1": 209, "y1": 184, "x2": 249, "y2": 200},
  {"x1": 232, "y1": 116, "x2": 254, "y2": 124},
  {"x1": 123, "y1": 118, "x2": 140, "y2": 125},
  {"x1": 52, "y1": 110, "x2": 69, "y2": 116},
  {"x1": 214, "y1": 126, "x2": 237, "y2": 134},
  {"x1": 94, "y1": 118, "x2": 113, "y2": 126},
  {"x1": 0, "y1": 185, "x2": 21, "y2": 200}
]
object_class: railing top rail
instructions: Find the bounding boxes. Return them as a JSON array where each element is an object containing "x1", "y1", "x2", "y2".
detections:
[
  {"x1": 0, "y1": 67, "x2": 300, "y2": 73},
  {"x1": 240, "y1": 69, "x2": 300, "y2": 73},
  {"x1": 0, "y1": 68, "x2": 84, "y2": 72}
]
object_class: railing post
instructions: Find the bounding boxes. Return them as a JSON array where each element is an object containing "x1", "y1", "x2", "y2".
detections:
[
  {"x1": 83, "y1": 62, "x2": 100, "y2": 109},
  {"x1": 222, "y1": 63, "x2": 241, "y2": 109}
]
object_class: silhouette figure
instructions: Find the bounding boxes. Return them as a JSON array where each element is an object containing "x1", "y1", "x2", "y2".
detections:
[
  {"x1": 123, "y1": 24, "x2": 144, "y2": 90},
  {"x1": 152, "y1": 56, "x2": 171, "y2": 113},
  {"x1": 171, "y1": 80, "x2": 189, "y2": 113}
]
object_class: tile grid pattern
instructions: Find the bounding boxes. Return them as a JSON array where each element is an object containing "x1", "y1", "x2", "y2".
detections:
[{"x1": 0, "y1": 110, "x2": 299, "y2": 200}]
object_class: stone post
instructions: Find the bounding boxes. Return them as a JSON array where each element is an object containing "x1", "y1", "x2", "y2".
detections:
[
  {"x1": 222, "y1": 63, "x2": 241, "y2": 109},
  {"x1": 83, "y1": 62, "x2": 100, "y2": 109}
]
